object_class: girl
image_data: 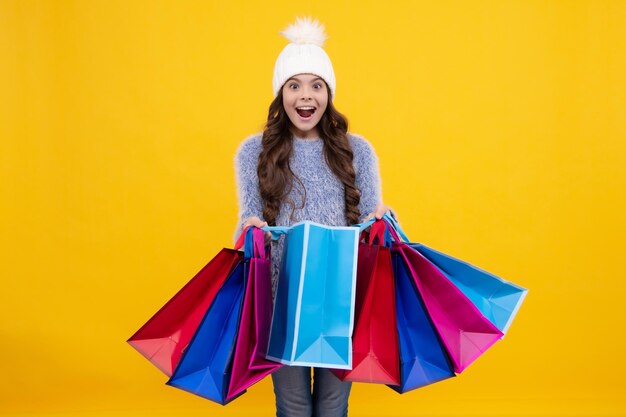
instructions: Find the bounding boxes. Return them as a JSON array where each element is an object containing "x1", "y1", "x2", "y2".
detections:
[{"x1": 234, "y1": 17, "x2": 389, "y2": 417}]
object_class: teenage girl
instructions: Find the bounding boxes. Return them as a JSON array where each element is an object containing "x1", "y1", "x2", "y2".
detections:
[{"x1": 234, "y1": 17, "x2": 390, "y2": 417}]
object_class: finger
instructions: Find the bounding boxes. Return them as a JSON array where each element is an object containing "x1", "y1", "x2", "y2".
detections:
[
  {"x1": 242, "y1": 217, "x2": 256, "y2": 229},
  {"x1": 244, "y1": 217, "x2": 267, "y2": 229},
  {"x1": 374, "y1": 205, "x2": 388, "y2": 219}
]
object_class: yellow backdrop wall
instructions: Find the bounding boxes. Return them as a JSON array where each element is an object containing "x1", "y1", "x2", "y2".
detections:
[{"x1": 1, "y1": 1, "x2": 625, "y2": 416}]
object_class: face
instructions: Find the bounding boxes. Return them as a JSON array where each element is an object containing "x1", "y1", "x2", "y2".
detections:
[{"x1": 282, "y1": 74, "x2": 329, "y2": 139}]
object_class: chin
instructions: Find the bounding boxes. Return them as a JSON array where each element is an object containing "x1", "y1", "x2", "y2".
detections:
[{"x1": 288, "y1": 116, "x2": 323, "y2": 137}]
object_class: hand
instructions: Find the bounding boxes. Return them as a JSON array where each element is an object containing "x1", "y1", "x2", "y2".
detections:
[
  {"x1": 242, "y1": 216, "x2": 267, "y2": 229},
  {"x1": 364, "y1": 202, "x2": 393, "y2": 221},
  {"x1": 242, "y1": 216, "x2": 272, "y2": 245}
]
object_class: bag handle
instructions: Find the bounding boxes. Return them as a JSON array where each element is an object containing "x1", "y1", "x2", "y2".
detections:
[
  {"x1": 384, "y1": 219, "x2": 403, "y2": 243},
  {"x1": 369, "y1": 218, "x2": 404, "y2": 247},
  {"x1": 234, "y1": 226, "x2": 250, "y2": 251},
  {"x1": 259, "y1": 214, "x2": 407, "y2": 246},
  {"x1": 382, "y1": 212, "x2": 410, "y2": 242},
  {"x1": 354, "y1": 215, "x2": 403, "y2": 246},
  {"x1": 261, "y1": 225, "x2": 291, "y2": 241},
  {"x1": 251, "y1": 227, "x2": 266, "y2": 259},
  {"x1": 234, "y1": 226, "x2": 266, "y2": 259},
  {"x1": 368, "y1": 220, "x2": 386, "y2": 246}
]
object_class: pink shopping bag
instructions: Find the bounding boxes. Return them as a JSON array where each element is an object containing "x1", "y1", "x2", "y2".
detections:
[
  {"x1": 394, "y1": 241, "x2": 503, "y2": 373},
  {"x1": 227, "y1": 227, "x2": 282, "y2": 400}
]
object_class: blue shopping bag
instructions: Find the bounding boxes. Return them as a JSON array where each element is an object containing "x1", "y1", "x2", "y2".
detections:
[
  {"x1": 387, "y1": 251, "x2": 456, "y2": 393},
  {"x1": 264, "y1": 221, "x2": 359, "y2": 369},
  {"x1": 382, "y1": 213, "x2": 528, "y2": 336},
  {"x1": 166, "y1": 261, "x2": 245, "y2": 404},
  {"x1": 409, "y1": 244, "x2": 527, "y2": 335}
]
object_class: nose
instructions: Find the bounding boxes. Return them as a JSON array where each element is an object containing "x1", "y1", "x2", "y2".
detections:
[{"x1": 300, "y1": 85, "x2": 313, "y2": 100}]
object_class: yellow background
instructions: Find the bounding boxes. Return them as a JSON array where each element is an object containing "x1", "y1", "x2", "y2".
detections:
[{"x1": 2, "y1": 0, "x2": 625, "y2": 416}]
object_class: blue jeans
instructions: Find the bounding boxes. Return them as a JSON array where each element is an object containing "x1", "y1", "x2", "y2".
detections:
[{"x1": 272, "y1": 366, "x2": 352, "y2": 417}]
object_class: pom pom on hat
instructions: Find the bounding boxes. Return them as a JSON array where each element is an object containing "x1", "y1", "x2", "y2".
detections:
[
  {"x1": 272, "y1": 17, "x2": 336, "y2": 98},
  {"x1": 280, "y1": 16, "x2": 328, "y2": 47}
]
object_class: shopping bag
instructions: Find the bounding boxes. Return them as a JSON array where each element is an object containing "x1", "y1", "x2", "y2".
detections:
[
  {"x1": 264, "y1": 221, "x2": 359, "y2": 369},
  {"x1": 166, "y1": 260, "x2": 246, "y2": 404},
  {"x1": 332, "y1": 220, "x2": 400, "y2": 384},
  {"x1": 127, "y1": 247, "x2": 243, "y2": 376},
  {"x1": 389, "y1": 221, "x2": 503, "y2": 373},
  {"x1": 167, "y1": 227, "x2": 279, "y2": 404},
  {"x1": 388, "y1": 249, "x2": 455, "y2": 393},
  {"x1": 409, "y1": 243, "x2": 527, "y2": 335},
  {"x1": 383, "y1": 213, "x2": 528, "y2": 336},
  {"x1": 227, "y1": 228, "x2": 282, "y2": 399}
]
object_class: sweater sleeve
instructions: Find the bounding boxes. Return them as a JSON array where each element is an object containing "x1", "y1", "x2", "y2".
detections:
[
  {"x1": 233, "y1": 134, "x2": 264, "y2": 243},
  {"x1": 350, "y1": 134, "x2": 382, "y2": 223}
]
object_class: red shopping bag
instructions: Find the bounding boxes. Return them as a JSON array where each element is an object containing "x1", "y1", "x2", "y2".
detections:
[
  {"x1": 227, "y1": 228, "x2": 282, "y2": 400},
  {"x1": 128, "y1": 247, "x2": 243, "y2": 376},
  {"x1": 333, "y1": 220, "x2": 400, "y2": 384}
]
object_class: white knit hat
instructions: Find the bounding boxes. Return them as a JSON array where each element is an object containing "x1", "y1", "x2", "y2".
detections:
[{"x1": 272, "y1": 17, "x2": 336, "y2": 98}]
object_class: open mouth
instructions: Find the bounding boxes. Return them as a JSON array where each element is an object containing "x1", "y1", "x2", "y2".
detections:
[{"x1": 296, "y1": 106, "x2": 316, "y2": 120}]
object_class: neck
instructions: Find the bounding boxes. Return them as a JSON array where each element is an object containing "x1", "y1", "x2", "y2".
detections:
[{"x1": 290, "y1": 127, "x2": 320, "y2": 140}]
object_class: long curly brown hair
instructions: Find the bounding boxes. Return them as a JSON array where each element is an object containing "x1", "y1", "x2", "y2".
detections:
[{"x1": 257, "y1": 86, "x2": 361, "y2": 226}]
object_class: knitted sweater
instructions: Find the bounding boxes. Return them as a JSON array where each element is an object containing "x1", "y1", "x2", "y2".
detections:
[{"x1": 234, "y1": 132, "x2": 382, "y2": 294}]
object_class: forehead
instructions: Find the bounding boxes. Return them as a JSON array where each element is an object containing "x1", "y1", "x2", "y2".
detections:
[{"x1": 287, "y1": 74, "x2": 324, "y2": 83}]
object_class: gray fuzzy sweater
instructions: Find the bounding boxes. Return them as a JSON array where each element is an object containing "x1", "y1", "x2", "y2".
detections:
[{"x1": 234, "y1": 132, "x2": 382, "y2": 294}]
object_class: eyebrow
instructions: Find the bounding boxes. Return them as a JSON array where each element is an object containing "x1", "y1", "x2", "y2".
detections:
[{"x1": 286, "y1": 76, "x2": 324, "y2": 83}]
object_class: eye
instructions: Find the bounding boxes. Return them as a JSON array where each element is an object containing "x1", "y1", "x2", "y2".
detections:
[
  {"x1": 313, "y1": 82, "x2": 323, "y2": 89},
  {"x1": 289, "y1": 83, "x2": 299, "y2": 89}
]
